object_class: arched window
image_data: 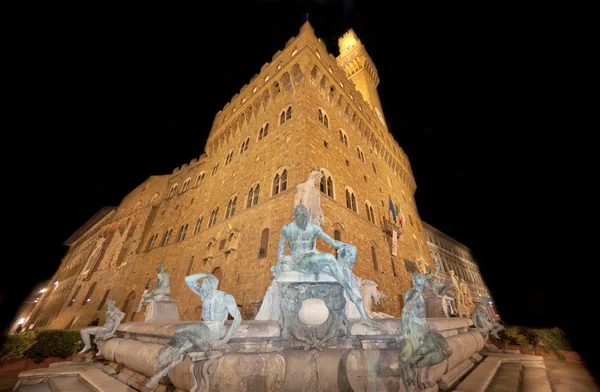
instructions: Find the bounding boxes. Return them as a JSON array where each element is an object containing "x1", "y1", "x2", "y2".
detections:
[
  {"x1": 247, "y1": 186, "x2": 254, "y2": 208},
  {"x1": 225, "y1": 151, "x2": 233, "y2": 165},
  {"x1": 318, "y1": 108, "x2": 329, "y2": 128},
  {"x1": 271, "y1": 82, "x2": 281, "y2": 100},
  {"x1": 182, "y1": 178, "x2": 191, "y2": 192},
  {"x1": 328, "y1": 86, "x2": 336, "y2": 104},
  {"x1": 292, "y1": 64, "x2": 304, "y2": 84},
  {"x1": 225, "y1": 197, "x2": 237, "y2": 219},
  {"x1": 169, "y1": 184, "x2": 179, "y2": 198},
  {"x1": 310, "y1": 65, "x2": 319, "y2": 83},
  {"x1": 67, "y1": 285, "x2": 81, "y2": 307},
  {"x1": 253, "y1": 184, "x2": 260, "y2": 205},
  {"x1": 196, "y1": 172, "x2": 205, "y2": 186},
  {"x1": 345, "y1": 188, "x2": 357, "y2": 212},
  {"x1": 319, "y1": 169, "x2": 334, "y2": 198},
  {"x1": 280, "y1": 106, "x2": 292, "y2": 125},
  {"x1": 147, "y1": 234, "x2": 157, "y2": 250},
  {"x1": 194, "y1": 216, "x2": 203, "y2": 234},
  {"x1": 246, "y1": 105, "x2": 253, "y2": 123},
  {"x1": 162, "y1": 229, "x2": 173, "y2": 246},
  {"x1": 357, "y1": 147, "x2": 365, "y2": 163},
  {"x1": 253, "y1": 98, "x2": 261, "y2": 116},
  {"x1": 205, "y1": 240, "x2": 215, "y2": 260},
  {"x1": 272, "y1": 169, "x2": 288, "y2": 196},
  {"x1": 371, "y1": 246, "x2": 379, "y2": 271},
  {"x1": 258, "y1": 123, "x2": 269, "y2": 140},
  {"x1": 372, "y1": 162, "x2": 377, "y2": 174},
  {"x1": 259, "y1": 228, "x2": 269, "y2": 258},
  {"x1": 336, "y1": 95, "x2": 344, "y2": 112},
  {"x1": 339, "y1": 129, "x2": 349, "y2": 147},
  {"x1": 211, "y1": 163, "x2": 219, "y2": 176},
  {"x1": 178, "y1": 224, "x2": 188, "y2": 241},
  {"x1": 344, "y1": 105, "x2": 351, "y2": 122},
  {"x1": 225, "y1": 232, "x2": 236, "y2": 250},
  {"x1": 261, "y1": 89, "x2": 270, "y2": 109},
  {"x1": 247, "y1": 184, "x2": 260, "y2": 208},
  {"x1": 97, "y1": 289, "x2": 110, "y2": 310},
  {"x1": 334, "y1": 230, "x2": 341, "y2": 241},
  {"x1": 365, "y1": 201, "x2": 375, "y2": 224},
  {"x1": 82, "y1": 282, "x2": 97, "y2": 305},
  {"x1": 240, "y1": 138, "x2": 250, "y2": 154},
  {"x1": 281, "y1": 72, "x2": 293, "y2": 92},
  {"x1": 208, "y1": 206, "x2": 219, "y2": 227},
  {"x1": 319, "y1": 75, "x2": 329, "y2": 94}
]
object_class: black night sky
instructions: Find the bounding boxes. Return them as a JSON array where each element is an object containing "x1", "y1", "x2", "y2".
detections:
[{"x1": 5, "y1": 0, "x2": 592, "y2": 376}]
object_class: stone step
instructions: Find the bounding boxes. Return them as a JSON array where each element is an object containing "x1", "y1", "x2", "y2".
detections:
[
  {"x1": 14, "y1": 379, "x2": 53, "y2": 392},
  {"x1": 521, "y1": 362, "x2": 552, "y2": 392},
  {"x1": 486, "y1": 362, "x2": 522, "y2": 392},
  {"x1": 454, "y1": 357, "x2": 502, "y2": 392},
  {"x1": 48, "y1": 375, "x2": 93, "y2": 391},
  {"x1": 80, "y1": 368, "x2": 137, "y2": 391}
]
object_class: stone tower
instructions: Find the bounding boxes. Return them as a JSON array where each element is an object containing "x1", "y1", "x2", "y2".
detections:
[
  {"x1": 27, "y1": 22, "x2": 431, "y2": 330},
  {"x1": 336, "y1": 29, "x2": 385, "y2": 126}
]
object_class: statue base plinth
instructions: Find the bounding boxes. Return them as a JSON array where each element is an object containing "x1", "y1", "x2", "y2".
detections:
[
  {"x1": 255, "y1": 270, "x2": 360, "y2": 324},
  {"x1": 279, "y1": 281, "x2": 349, "y2": 350},
  {"x1": 144, "y1": 298, "x2": 180, "y2": 322}
]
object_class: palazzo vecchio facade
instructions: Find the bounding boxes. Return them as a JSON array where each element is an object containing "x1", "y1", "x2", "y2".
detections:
[{"x1": 27, "y1": 22, "x2": 434, "y2": 330}]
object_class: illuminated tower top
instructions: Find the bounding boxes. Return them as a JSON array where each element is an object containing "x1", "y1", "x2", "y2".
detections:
[{"x1": 336, "y1": 29, "x2": 386, "y2": 127}]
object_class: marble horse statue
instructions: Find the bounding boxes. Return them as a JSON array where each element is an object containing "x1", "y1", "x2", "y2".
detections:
[{"x1": 356, "y1": 277, "x2": 393, "y2": 319}]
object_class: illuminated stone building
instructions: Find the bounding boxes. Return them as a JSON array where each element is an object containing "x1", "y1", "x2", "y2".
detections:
[
  {"x1": 27, "y1": 22, "x2": 433, "y2": 330},
  {"x1": 423, "y1": 222, "x2": 493, "y2": 306}
]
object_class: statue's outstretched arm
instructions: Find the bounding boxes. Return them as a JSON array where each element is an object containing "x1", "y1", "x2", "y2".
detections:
[
  {"x1": 315, "y1": 226, "x2": 340, "y2": 249},
  {"x1": 185, "y1": 273, "x2": 209, "y2": 295}
]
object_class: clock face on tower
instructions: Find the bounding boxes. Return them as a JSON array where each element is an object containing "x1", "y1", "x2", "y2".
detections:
[{"x1": 375, "y1": 107, "x2": 386, "y2": 126}]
